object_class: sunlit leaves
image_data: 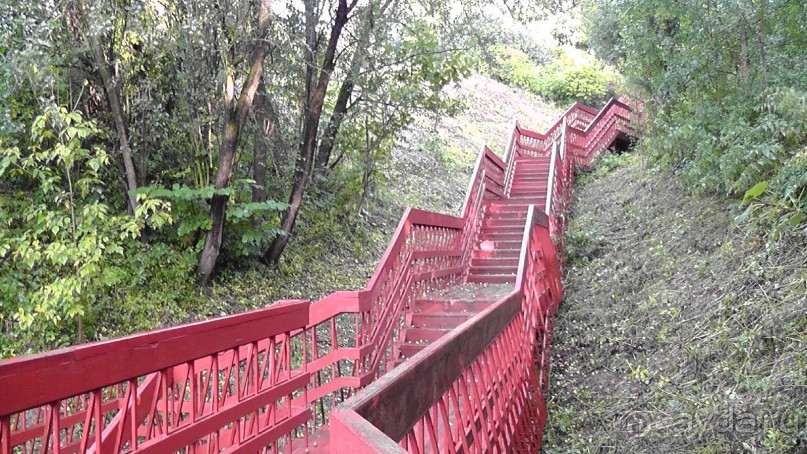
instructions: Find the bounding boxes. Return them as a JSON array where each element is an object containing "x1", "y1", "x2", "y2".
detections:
[{"x1": 0, "y1": 106, "x2": 141, "y2": 349}]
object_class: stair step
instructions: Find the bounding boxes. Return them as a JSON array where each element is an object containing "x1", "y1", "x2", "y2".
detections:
[
  {"x1": 388, "y1": 358, "x2": 406, "y2": 369},
  {"x1": 479, "y1": 224, "x2": 525, "y2": 232},
  {"x1": 486, "y1": 203, "x2": 531, "y2": 212},
  {"x1": 514, "y1": 177, "x2": 550, "y2": 182},
  {"x1": 413, "y1": 299, "x2": 493, "y2": 314},
  {"x1": 399, "y1": 342, "x2": 428, "y2": 358},
  {"x1": 467, "y1": 274, "x2": 517, "y2": 284},
  {"x1": 411, "y1": 312, "x2": 472, "y2": 329},
  {"x1": 405, "y1": 327, "x2": 450, "y2": 342},
  {"x1": 482, "y1": 219, "x2": 526, "y2": 228},
  {"x1": 478, "y1": 232, "x2": 522, "y2": 241},
  {"x1": 515, "y1": 169, "x2": 550, "y2": 174},
  {"x1": 472, "y1": 257, "x2": 520, "y2": 267},
  {"x1": 476, "y1": 239, "x2": 522, "y2": 250},
  {"x1": 516, "y1": 162, "x2": 550, "y2": 166},
  {"x1": 473, "y1": 248, "x2": 522, "y2": 259},
  {"x1": 469, "y1": 265, "x2": 518, "y2": 276}
]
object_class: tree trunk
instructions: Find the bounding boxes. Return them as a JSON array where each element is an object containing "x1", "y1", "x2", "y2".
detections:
[
  {"x1": 315, "y1": 1, "x2": 389, "y2": 171},
  {"x1": 197, "y1": 0, "x2": 272, "y2": 286},
  {"x1": 252, "y1": 84, "x2": 269, "y2": 226},
  {"x1": 314, "y1": 77, "x2": 354, "y2": 171},
  {"x1": 89, "y1": 35, "x2": 139, "y2": 213},
  {"x1": 263, "y1": 0, "x2": 354, "y2": 264}
]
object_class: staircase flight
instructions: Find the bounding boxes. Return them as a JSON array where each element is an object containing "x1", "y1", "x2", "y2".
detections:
[{"x1": 0, "y1": 99, "x2": 636, "y2": 453}]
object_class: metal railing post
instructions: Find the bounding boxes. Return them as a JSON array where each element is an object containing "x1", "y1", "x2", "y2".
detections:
[
  {"x1": 545, "y1": 141, "x2": 557, "y2": 217},
  {"x1": 560, "y1": 116, "x2": 567, "y2": 161}
]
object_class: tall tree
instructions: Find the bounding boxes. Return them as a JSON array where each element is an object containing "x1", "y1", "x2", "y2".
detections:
[
  {"x1": 196, "y1": 0, "x2": 272, "y2": 285},
  {"x1": 76, "y1": 1, "x2": 140, "y2": 213},
  {"x1": 263, "y1": 0, "x2": 357, "y2": 264}
]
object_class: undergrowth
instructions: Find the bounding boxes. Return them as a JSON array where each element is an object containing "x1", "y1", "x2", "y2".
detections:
[{"x1": 546, "y1": 156, "x2": 807, "y2": 452}]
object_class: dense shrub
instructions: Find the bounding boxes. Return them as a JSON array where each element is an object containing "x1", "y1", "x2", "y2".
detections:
[
  {"x1": 487, "y1": 45, "x2": 618, "y2": 107},
  {"x1": 589, "y1": 0, "x2": 807, "y2": 237}
]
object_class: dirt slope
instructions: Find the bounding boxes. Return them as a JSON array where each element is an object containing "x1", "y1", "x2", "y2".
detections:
[{"x1": 543, "y1": 155, "x2": 807, "y2": 453}]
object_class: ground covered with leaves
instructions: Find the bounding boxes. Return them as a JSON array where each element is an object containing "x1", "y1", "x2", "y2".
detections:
[{"x1": 543, "y1": 155, "x2": 807, "y2": 453}]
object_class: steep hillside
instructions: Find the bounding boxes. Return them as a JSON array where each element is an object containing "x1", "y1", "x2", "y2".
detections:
[{"x1": 543, "y1": 155, "x2": 807, "y2": 453}]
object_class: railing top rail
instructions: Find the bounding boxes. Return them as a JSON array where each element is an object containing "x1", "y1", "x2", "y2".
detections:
[
  {"x1": 334, "y1": 289, "x2": 522, "y2": 441},
  {"x1": 583, "y1": 98, "x2": 633, "y2": 133},
  {"x1": 313, "y1": 205, "x2": 466, "y2": 320},
  {"x1": 0, "y1": 300, "x2": 310, "y2": 416},
  {"x1": 460, "y1": 145, "x2": 505, "y2": 218}
]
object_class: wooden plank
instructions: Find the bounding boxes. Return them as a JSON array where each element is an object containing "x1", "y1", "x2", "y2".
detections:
[
  {"x1": 411, "y1": 250, "x2": 463, "y2": 260},
  {"x1": 309, "y1": 291, "x2": 367, "y2": 325},
  {"x1": 411, "y1": 267, "x2": 463, "y2": 283},
  {"x1": 407, "y1": 208, "x2": 464, "y2": 229}
]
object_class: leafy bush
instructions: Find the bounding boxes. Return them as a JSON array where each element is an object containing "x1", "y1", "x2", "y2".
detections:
[
  {"x1": 487, "y1": 46, "x2": 618, "y2": 107},
  {"x1": 588, "y1": 0, "x2": 807, "y2": 238},
  {"x1": 0, "y1": 107, "x2": 138, "y2": 354},
  {"x1": 533, "y1": 55, "x2": 616, "y2": 106},
  {"x1": 639, "y1": 88, "x2": 807, "y2": 238},
  {"x1": 488, "y1": 45, "x2": 544, "y2": 92},
  {"x1": 0, "y1": 106, "x2": 201, "y2": 356},
  {"x1": 576, "y1": 151, "x2": 633, "y2": 186}
]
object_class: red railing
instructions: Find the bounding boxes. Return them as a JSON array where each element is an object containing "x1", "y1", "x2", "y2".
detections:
[
  {"x1": 329, "y1": 207, "x2": 562, "y2": 453},
  {"x1": 0, "y1": 301, "x2": 311, "y2": 453},
  {"x1": 0, "y1": 99, "x2": 637, "y2": 453}
]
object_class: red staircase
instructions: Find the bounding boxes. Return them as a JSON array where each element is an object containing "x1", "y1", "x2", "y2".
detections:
[{"x1": 0, "y1": 99, "x2": 637, "y2": 454}]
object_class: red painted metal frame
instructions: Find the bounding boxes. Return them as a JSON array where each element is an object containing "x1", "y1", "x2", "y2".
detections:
[
  {"x1": 0, "y1": 99, "x2": 637, "y2": 453},
  {"x1": 329, "y1": 207, "x2": 561, "y2": 453},
  {"x1": 0, "y1": 301, "x2": 311, "y2": 453},
  {"x1": 327, "y1": 99, "x2": 637, "y2": 452}
]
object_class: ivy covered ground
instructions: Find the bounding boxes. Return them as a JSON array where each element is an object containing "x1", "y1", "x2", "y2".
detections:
[{"x1": 543, "y1": 154, "x2": 807, "y2": 453}]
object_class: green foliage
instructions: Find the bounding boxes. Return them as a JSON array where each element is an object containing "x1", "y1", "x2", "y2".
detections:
[
  {"x1": 532, "y1": 52, "x2": 617, "y2": 106},
  {"x1": 487, "y1": 45, "x2": 618, "y2": 106},
  {"x1": 564, "y1": 224, "x2": 606, "y2": 265},
  {"x1": 588, "y1": 0, "x2": 807, "y2": 237},
  {"x1": 0, "y1": 0, "x2": 485, "y2": 357},
  {"x1": 576, "y1": 151, "x2": 633, "y2": 186},
  {"x1": 0, "y1": 107, "x2": 137, "y2": 354},
  {"x1": 136, "y1": 184, "x2": 288, "y2": 257}
]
